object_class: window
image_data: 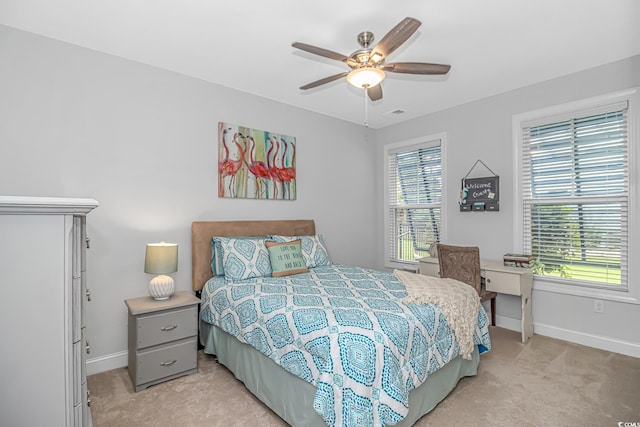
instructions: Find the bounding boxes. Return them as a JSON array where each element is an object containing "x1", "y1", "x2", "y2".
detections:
[
  {"x1": 384, "y1": 135, "x2": 445, "y2": 268},
  {"x1": 516, "y1": 91, "x2": 635, "y2": 292}
]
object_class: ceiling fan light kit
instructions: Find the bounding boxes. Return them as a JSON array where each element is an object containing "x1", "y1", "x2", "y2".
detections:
[
  {"x1": 346, "y1": 67, "x2": 385, "y2": 89},
  {"x1": 292, "y1": 17, "x2": 451, "y2": 102}
]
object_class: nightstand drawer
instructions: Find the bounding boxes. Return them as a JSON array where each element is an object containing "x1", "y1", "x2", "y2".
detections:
[
  {"x1": 135, "y1": 338, "x2": 197, "y2": 384},
  {"x1": 485, "y1": 270, "x2": 521, "y2": 295},
  {"x1": 136, "y1": 306, "x2": 197, "y2": 349}
]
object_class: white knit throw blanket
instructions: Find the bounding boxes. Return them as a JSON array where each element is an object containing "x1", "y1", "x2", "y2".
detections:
[{"x1": 394, "y1": 270, "x2": 481, "y2": 360}]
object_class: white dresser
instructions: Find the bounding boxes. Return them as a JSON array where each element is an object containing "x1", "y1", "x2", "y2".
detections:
[{"x1": 0, "y1": 196, "x2": 98, "y2": 427}]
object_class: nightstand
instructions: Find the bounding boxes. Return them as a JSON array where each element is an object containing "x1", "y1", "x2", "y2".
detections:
[{"x1": 125, "y1": 290, "x2": 200, "y2": 392}]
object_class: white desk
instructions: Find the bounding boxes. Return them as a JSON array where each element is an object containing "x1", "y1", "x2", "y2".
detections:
[{"x1": 418, "y1": 257, "x2": 533, "y2": 343}]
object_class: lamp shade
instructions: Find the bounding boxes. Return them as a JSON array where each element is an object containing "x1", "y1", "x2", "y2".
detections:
[
  {"x1": 144, "y1": 242, "x2": 178, "y2": 274},
  {"x1": 346, "y1": 67, "x2": 385, "y2": 89}
]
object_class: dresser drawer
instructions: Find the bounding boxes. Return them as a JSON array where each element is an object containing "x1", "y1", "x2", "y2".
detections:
[
  {"x1": 136, "y1": 306, "x2": 197, "y2": 349},
  {"x1": 135, "y1": 338, "x2": 197, "y2": 384},
  {"x1": 72, "y1": 340, "x2": 82, "y2": 405},
  {"x1": 485, "y1": 270, "x2": 521, "y2": 295},
  {"x1": 72, "y1": 276, "x2": 82, "y2": 343}
]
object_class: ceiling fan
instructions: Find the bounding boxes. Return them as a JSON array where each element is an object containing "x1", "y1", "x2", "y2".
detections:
[{"x1": 292, "y1": 17, "x2": 451, "y2": 101}]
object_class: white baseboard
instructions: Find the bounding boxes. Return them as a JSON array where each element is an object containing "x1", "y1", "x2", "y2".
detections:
[
  {"x1": 495, "y1": 314, "x2": 639, "y2": 358},
  {"x1": 495, "y1": 314, "x2": 521, "y2": 332},
  {"x1": 533, "y1": 322, "x2": 640, "y2": 358},
  {"x1": 87, "y1": 350, "x2": 128, "y2": 376}
]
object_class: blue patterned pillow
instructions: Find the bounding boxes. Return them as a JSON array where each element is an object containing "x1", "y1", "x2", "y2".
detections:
[
  {"x1": 210, "y1": 238, "x2": 225, "y2": 276},
  {"x1": 269, "y1": 234, "x2": 331, "y2": 268},
  {"x1": 215, "y1": 237, "x2": 272, "y2": 281},
  {"x1": 211, "y1": 236, "x2": 266, "y2": 276}
]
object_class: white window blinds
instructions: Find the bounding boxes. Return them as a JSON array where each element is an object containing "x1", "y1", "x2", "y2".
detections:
[
  {"x1": 521, "y1": 101, "x2": 629, "y2": 289},
  {"x1": 387, "y1": 140, "x2": 442, "y2": 265}
]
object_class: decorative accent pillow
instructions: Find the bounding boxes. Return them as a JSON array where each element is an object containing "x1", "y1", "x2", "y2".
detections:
[
  {"x1": 269, "y1": 234, "x2": 331, "y2": 268},
  {"x1": 266, "y1": 240, "x2": 309, "y2": 277},
  {"x1": 214, "y1": 237, "x2": 272, "y2": 281}
]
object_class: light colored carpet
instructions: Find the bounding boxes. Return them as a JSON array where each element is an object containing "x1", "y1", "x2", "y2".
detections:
[{"x1": 88, "y1": 327, "x2": 640, "y2": 426}]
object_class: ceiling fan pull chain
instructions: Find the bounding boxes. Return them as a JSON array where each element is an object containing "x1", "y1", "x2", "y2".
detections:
[{"x1": 364, "y1": 87, "x2": 369, "y2": 128}]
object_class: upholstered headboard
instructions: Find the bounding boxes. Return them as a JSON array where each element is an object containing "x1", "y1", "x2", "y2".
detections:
[{"x1": 191, "y1": 219, "x2": 316, "y2": 291}]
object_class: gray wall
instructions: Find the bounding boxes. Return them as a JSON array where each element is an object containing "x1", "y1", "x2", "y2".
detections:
[
  {"x1": 0, "y1": 25, "x2": 377, "y2": 372},
  {"x1": 376, "y1": 55, "x2": 640, "y2": 356},
  {"x1": 2, "y1": 23, "x2": 638, "y2": 370}
]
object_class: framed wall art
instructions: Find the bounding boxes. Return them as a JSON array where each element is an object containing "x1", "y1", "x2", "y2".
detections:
[{"x1": 218, "y1": 122, "x2": 296, "y2": 200}]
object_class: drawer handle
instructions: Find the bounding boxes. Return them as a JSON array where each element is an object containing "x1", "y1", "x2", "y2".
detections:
[
  {"x1": 161, "y1": 360, "x2": 177, "y2": 367},
  {"x1": 161, "y1": 325, "x2": 178, "y2": 331}
]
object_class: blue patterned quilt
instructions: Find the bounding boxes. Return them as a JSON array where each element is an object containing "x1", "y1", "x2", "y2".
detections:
[{"x1": 200, "y1": 264, "x2": 491, "y2": 427}]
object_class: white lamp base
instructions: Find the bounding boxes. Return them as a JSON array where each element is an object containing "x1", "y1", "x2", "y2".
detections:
[{"x1": 149, "y1": 275, "x2": 175, "y2": 300}]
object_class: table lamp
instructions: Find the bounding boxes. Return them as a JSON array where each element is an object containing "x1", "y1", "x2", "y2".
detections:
[{"x1": 144, "y1": 242, "x2": 178, "y2": 300}]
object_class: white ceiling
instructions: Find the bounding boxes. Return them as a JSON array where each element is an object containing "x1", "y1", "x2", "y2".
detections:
[{"x1": 2, "y1": 0, "x2": 639, "y2": 129}]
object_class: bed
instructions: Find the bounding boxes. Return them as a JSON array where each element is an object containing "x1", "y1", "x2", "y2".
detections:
[{"x1": 192, "y1": 220, "x2": 491, "y2": 427}]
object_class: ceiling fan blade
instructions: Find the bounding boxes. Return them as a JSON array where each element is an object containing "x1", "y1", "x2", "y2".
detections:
[
  {"x1": 300, "y1": 72, "x2": 349, "y2": 90},
  {"x1": 292, "y1": 42, "x2": 349, "y2": 62},
  {"x1": 384, "y1": 62, "x2": 451, "y2": 75},
  {"x1": 371, "y1": 17, "x2": 421, "y2": 59},
  {"x1": 367, "y1": 84, "x2": 383, "y2": 101}
]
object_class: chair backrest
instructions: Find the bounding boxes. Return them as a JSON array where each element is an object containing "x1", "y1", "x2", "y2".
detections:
[{"x1": 436, "y1": 243, "x2": 482, "y2": 295}]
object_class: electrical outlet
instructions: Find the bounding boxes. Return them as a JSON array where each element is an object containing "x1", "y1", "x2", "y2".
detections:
[{"x1": 594, "y1": 299, "x2": 604, "y2": 313}]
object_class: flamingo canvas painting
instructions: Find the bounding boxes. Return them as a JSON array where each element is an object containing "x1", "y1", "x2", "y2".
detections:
[{"x1": 218, "y1": 122, "x2": 297, "y2": 200}]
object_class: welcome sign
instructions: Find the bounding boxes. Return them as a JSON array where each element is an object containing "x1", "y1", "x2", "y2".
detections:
[{"x1": 460, "y1": 176, "x2": 499, "y2": 211}]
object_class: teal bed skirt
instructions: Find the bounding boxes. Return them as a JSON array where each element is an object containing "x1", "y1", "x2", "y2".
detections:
[{"x1": 200, "y1": 322, "x2": 480, "y2": 426}]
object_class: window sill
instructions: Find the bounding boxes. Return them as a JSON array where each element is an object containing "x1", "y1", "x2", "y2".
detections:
[
  {"x1": 533, "y1": 278, "x2": 640, "y2": 305},
  {"x1": 385, "y1": 261, "x2": 419, "y2": 273}
]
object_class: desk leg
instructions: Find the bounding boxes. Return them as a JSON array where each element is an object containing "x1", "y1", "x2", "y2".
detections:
[{"x1": 520, "y1": 289, "x2": 533, "y2": 343}]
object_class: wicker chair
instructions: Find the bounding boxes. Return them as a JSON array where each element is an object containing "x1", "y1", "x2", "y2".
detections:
[{"x1": 436, "y1": 243, "x2": 496, "y2": 326}]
